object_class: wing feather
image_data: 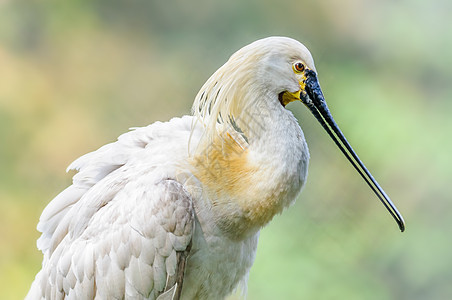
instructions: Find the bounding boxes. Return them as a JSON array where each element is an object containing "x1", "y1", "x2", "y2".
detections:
[
  {"x1": 27, "y1": 116, "x2": 200, "y2": 300},
  {"x1": 28, "y1": 177, "x2": 194, "y2": 300}
]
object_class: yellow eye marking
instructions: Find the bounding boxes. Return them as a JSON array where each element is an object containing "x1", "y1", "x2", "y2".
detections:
[{"x1": 299, "y1": 71, "x2": 308, "y2": 91}]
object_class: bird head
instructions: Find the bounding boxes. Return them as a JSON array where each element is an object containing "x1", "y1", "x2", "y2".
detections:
[
  {"x1": 193, "y1": 36, "x2": 405, "y2": 232},
  {"x1": 193, "y1": 37, "x2": 316, "y2": 133}
]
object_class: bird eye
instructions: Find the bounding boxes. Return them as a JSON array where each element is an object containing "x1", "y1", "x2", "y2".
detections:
[{"x1": 293, "y1": 62, "x2": 305, "y2": 73}]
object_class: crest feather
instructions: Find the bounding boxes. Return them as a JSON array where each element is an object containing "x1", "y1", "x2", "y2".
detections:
[{"x1": 192, "y1": 43, "x2": 267, "y2": 145}]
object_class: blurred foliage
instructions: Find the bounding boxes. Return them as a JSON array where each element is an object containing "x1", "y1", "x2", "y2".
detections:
[{"x1": 1, "y1": 0, "x2": 451, "y2": 299}]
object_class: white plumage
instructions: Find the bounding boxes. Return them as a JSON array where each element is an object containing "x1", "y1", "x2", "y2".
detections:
[
  {"x1": 30, "y1": 117, "x2": 198, "y2": 299},
  {"x1": 27, "y1": 36, "x2": 404, "y2": 300}
]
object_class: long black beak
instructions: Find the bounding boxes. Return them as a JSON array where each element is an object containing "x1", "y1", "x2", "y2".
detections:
[{"x1": 301, "y1": 69, "x2": 405, "y2": 232}]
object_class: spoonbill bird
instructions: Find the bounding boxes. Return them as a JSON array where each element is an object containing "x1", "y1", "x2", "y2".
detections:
[{"x1": 27, "y1": 36, "x2": 405, "y2": 300}]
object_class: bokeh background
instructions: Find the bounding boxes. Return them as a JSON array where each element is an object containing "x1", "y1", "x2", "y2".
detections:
[{"x1": 1, "y1": 0, "x2": 451, "y2": 299}]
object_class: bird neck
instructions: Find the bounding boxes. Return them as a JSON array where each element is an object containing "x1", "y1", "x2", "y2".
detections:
[
  {"x1": 240, "y1": 99, "x2": 301, "y2": 150},
  {"x1": 190, "y1": 97, "x2": 309, "y2": 240}
]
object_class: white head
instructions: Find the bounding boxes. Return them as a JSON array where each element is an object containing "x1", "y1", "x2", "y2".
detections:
[{"x1": 192, "y1": 36, "x2": 316, "y2": 139}]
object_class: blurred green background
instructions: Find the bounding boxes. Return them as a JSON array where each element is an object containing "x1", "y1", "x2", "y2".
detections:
[{"x1": 1, "y1": 0, "x2": 451, "y2": 299}]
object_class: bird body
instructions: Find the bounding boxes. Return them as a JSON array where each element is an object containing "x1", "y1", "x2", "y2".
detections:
[
  {"x1": 27, "y1": 36, "x2": 404, "y2": 299},
  {"x1": 28, "y1": 111, "x2": 307, "y2": 299}
]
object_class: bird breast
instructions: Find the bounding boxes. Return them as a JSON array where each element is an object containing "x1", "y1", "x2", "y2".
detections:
[{"x1": 189, "y1": 112, "x2": 309, "y2": 240}]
